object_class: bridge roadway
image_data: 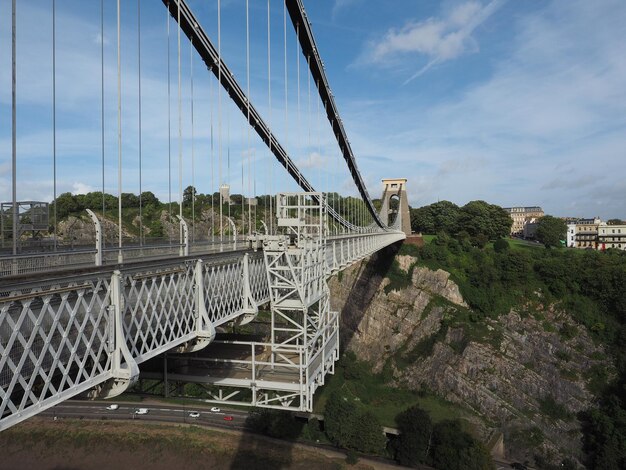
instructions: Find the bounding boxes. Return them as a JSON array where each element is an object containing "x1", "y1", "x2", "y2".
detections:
[{"x1": 0, "y1": 230, "x2": 404, "y2": 431}]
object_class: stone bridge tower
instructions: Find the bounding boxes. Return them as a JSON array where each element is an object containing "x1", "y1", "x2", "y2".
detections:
[{"x1": 380, "y1": 178, "x2": 411, "y2": 236}]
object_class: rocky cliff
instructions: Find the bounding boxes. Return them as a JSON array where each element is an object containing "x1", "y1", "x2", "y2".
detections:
[{"x1": 329, "y1": 246, "x2": 613, "y2": 464}]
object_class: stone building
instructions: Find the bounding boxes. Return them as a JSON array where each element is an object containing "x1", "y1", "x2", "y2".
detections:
[
  {"x1": 503, "y1": 206, "x2": 544, "y2": 237},
  {"x1": 574, "y1": 217, "x2": 602, "y2": 249}
]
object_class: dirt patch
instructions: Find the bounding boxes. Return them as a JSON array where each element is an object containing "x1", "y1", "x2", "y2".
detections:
[{"x1": 0, "y1": 419, "x2": 373, "y2": 470}]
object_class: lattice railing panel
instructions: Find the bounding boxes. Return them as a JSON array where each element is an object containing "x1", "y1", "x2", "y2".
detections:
[
  {"x1": 249, "y1": 255, "x2": 270, "y2": 304},
  {"x1": 123, "y1": 264, "x2": 197, "y2": 361},
  {"x1": 203, "y1": 261, "x2": 245, "y2": 325},
  {"x1": 0, "y1": 279, "x2": 113, "y2": 429}
]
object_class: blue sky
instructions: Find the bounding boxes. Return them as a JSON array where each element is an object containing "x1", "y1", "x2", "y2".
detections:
[{"x1": 1, "y1": 0, "x2": 625, "y2": 220}]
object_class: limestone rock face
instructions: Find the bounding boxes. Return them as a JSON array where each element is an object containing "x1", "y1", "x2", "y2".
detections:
[{"x1": 328, "y1": 248, "x2": 612, "y2": 464}]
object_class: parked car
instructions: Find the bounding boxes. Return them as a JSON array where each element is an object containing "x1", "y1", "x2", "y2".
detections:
[
  {"x1": 188, "y1": 411, "x2": 200, "y2": 418},
  {"x1": 105, "y1": 404, "x2": 119, "y2": 411},
  {"x1": 223, "y1": 415, "x2": 233, "y2": 421},
  {"x1": 210, "y1": 407, "x2": 221, "y2": 413},
  {"x1": 134, "y1": 408, "x2": 149, "y2": 415}
]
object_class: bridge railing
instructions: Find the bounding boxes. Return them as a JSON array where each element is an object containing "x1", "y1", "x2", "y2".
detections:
[
  {"x1": 0, "y1": 239, "x2": 252, "y2": 279},
  {"x1": 0, "y1": 250, "x2": 270, "y2": 431},
  {"x1": 326, "y1": 231, "x2": 405, "y2": 274}
]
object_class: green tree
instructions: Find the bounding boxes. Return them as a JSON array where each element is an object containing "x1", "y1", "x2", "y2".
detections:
[
  {"x1": 582, "y1": 397, "x2": 626, "y2": 470},
  {"x1": 324, "y1": 391, "x2": 385, "y2": 453},
  {"x1": 607, "y1": 219, "x2": 624, "y2": 225},
  {"x1": 121, "y1": 192, "x2": 140, "y2": 208},
  {"x1": 325, "y1": 391, "x2": 359, "y2": 448},
  {"x1": 394, "y1": 406, "x2": 433, "y2": 467},
  {"x1": 410, "y1": 201, "x2": 460, "y2": 234},
  {"x1": 356, "y1": 411, "x2": 387, "y2": 454},
  {"x1": 140, "y1": 191, "x2": 160, "y2": 207},
  {"x1": 493, "y1": 238, "x2": 509, "y2": 253},
  {"x1": 149, "y1": 219, "x2": 165, "y2": 238},
  {"x1": 536, "y1": 215, "x2": 567, "y2": 248},
  {"x1": 52, "y1": 192, "x2": 80, "y2": 219},
  {"x1": 430, "y1": 420, "x2": 494, "y2": 470},
  {"x1": 457, "y1": 200, "x2": 511, "y2": 242},
  {"x1": 183, "y1": 186, "x2": 197, "y2": 205},
  {"x1": 411, "y1": 206, "x2": 435, "y2": 234}
]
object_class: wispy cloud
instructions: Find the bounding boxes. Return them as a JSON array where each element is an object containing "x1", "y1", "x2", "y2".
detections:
[
  {"x1": 360, "y1": 0, "x2": 506, "y2": 83},
  {"x1": 332, "y1": 0, "x2": 363, "y2": 20},
  {"x1": 72, "y1": 182, "x2": 96, "y2": 195}
]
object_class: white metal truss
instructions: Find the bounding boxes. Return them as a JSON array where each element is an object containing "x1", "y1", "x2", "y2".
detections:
[
  {"x1": 179, "y1": 194, "x2": 405, "y2": 412},
  {"x1": 173, "y1": 193, "x2": 338, "y2": 412},
  {"x1": 261, "y1": 193, "x2": 339, "y2": 411}
]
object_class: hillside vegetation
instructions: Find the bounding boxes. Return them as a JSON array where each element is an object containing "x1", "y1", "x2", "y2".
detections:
[{"x1": 396, "y1": 235, "x2": 625, "y2": 469}]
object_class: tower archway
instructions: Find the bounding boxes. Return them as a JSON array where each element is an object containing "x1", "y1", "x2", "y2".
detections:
[{"x1": 380, "y1": 178, "x2": 411, "y2": 236}]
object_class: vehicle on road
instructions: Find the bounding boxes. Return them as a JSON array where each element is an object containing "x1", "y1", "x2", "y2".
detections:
[
  {"x1": 105, "y1": 404, "x2": 119, "y2": 411},
  {"x1": 188, "y1": 411, "x2": 200, "y2": 418},
  {"x1": 210, "y1": 407, "x2": 221, "y2": 413},
  {"x1": 134, "y1": 408, "x2": 149, "y2": 415},
  {"x1": 223, "y1": 415, "x2": 233, "y2": 421}
]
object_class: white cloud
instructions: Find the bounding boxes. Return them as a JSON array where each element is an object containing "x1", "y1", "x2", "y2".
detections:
[
  {"x1": 72, "y1": 182, "x2": 95, "y2": 195},
  {"x1": 361, "y1": 0, "x2": 506, "y2": 82},
  {"x1": 297, "y1": 151, "x2": 327, "y2": 170}
]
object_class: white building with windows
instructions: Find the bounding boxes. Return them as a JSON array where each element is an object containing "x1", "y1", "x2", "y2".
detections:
[
  {"x1": 598, "y1": 224, "x2": 626, "y2": 251},
  {"x1": 567, "y1": 223, "x2": 577, "y2": 248}
]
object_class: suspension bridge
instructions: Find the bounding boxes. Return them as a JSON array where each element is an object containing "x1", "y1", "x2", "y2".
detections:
[{"x1": 0, "y1": 0, "x2": 409, "y2": 431}]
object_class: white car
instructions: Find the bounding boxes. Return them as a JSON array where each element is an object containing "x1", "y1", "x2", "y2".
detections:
[
  {"x1": 134, "y1": 408, "x2": 149, "y2": 415},
  {"x1": 188, "y1": 411, "x2": 200, "y2": 418},
  {"x1": 105, "y1": 404, "x2": 119, "y2": 411},
  {"x1": 210, "y1": 407, "x2": 221, "y2": 413}
]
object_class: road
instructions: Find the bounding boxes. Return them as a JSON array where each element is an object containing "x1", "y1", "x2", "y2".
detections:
[
  {"x1": 39, "y1": 400, "x2": 526, "y2": 470},
  {"x1": 40, "y1": 400, "x2": 249, "y2": 431}
]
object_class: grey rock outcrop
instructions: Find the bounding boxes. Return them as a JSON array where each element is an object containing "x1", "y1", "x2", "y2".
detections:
[{"x1": 329, "y1": 248, "x2": 612, "y2": 464}]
